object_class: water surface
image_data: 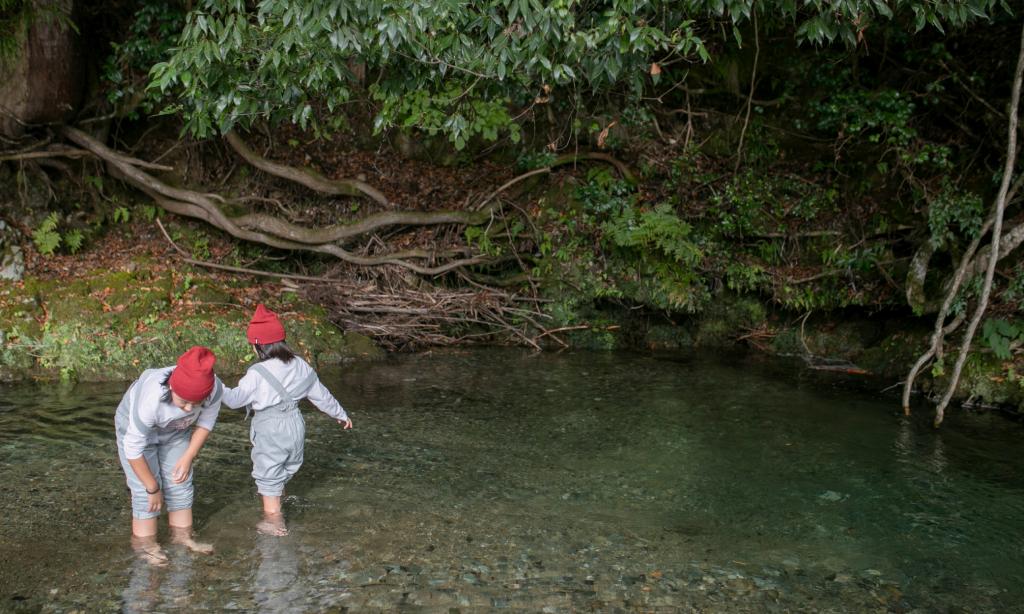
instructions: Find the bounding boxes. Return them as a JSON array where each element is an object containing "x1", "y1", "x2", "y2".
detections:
[{"x1": 1, "y1": 349, "x2": 1022, "y2": 612}]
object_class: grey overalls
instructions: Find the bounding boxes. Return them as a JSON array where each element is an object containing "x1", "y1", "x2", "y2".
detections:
[
  {"x1": 248, "y1": 363, "x2": 318, "y2": 496},
  {"x1": 115, "y1": 371, "x2": 223, "y2": 519}
]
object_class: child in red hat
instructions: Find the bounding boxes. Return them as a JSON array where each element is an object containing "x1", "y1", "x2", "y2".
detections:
[
  {"x1": 114, "y1": 346, "x2": 225, "y2": 564},
  {"x1": 222, "y1": 304, "x2": 353, "y2": 536}
]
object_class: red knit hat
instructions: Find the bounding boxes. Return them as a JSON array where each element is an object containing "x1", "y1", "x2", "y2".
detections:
[
  {"x1": 247, "y1": 304, "x2": 286, "y2": 345},
  {"x1": 168, "y1": 346, "x2": 216, "y2": 402}
]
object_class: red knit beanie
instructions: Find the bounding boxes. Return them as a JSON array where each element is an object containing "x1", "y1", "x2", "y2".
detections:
[
  {"x1": 168, "y1": 346, "x2": 216, "y2": 402},
  {"x1": 246, "y1": 304, "x2": 286, "y2": 345}
]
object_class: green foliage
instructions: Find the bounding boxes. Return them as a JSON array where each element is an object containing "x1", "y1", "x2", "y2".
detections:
[
  {"x1": 927, "y1": 181, "x2": 985, "y2": 248},
  {"x1": 820, "y1": 243, "x2": 884, "y2": 273},
  {"x1": 707, "y1": 170, "x2": 839, "y2": 238},
  {"x1": 578, "y1": 167, "x2": 634, "y2": 217},
  {"x1": 464, "y1": 226, "x2": 501, "y2": 257},
  {"x1": 516, "y1": 150, "x2": 558, "y2": 172},
  {"x1": 32, "y1": 213, "x2": 62, "y2": 256},
  {"x1": 140, "y1": 204, "x2": 159, "y2": 221},
  {"x1": 603, "y1": 203, "x2": 700, "y2": 266},
  {"x1": 807, "y1": 72, "x2": 955, "y2": 180},
  {"x1": 146, "y1": 0, "x2": 1004, "y2": 144},
  {"x1": 1003, "y1": 264, "x2": 1024, "y2": 308},
  {"x1": 539, "y1": 170, "x2": 709, "y2": 313},
  {"x1": 724, "y1": 262, "x2": 769, "y2": 293},
  {"x1": 63, "y1": 229, "x2": 84, "y2": 254},
  {"x1": 190, "y1": 234, "x2": 211, "y2": 260},
  {"x1": 150, "y1": 0, "x2": 712, "y2": 142},
  {"x1": 981, "y1": 318, "x2": 1024, "y2": 360},
  {"x1": 602, "y1": 203, "x2": 706, "y2": 311},
  {"x1": 769, "y1": 0, "x2": 1004, "y2": 46},
  {"x1": 102, "y1": 1, "x2": 186, "y2": 118},
  {"x1": 372, "y1": 83, "x2": 519, "y2": 149},
  {"x1": 813, "y1": 87, "x2": 914, "y2": 147},
  {"x1": 112, "y1": 206, "x2": 131, "y2": 224}
]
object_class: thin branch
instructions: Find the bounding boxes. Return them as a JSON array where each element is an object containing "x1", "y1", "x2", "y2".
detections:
[
  {"x1": 734, "y1": 8, "x2": 759, "y2": 174},
  {"x1": 932, "y1": 22, "x2": 1024, "y2": 427}
]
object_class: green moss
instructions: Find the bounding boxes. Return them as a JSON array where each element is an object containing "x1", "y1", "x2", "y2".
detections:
[
  {"x1": 858, "y1": 330, "x2": 928, "y2": 378},
  {"x1": 644, "y1": 324, "x2": 695, "y2": 350},
  {"x1": 694, "y1": 294, "x2": 767, "y2": 347},
  {"x1": 0, "y1": 267, "x2": 380, "y2": 383}
]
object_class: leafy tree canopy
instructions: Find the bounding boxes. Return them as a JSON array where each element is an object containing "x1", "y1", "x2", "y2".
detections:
[{"x1": 143, "y1": 0, "x2": 1006, "y2": 146}]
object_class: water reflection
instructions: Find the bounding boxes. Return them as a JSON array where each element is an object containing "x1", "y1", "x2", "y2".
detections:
[
  {"x1": 121, "y1": 547, "x2": 194, "y2": 612},
  {"x1": 0, "y1": 349, "x2": 1022, "y2": 612},
  {"x1": 252, "y1": 535, "x2": 307, "y2": 612}
]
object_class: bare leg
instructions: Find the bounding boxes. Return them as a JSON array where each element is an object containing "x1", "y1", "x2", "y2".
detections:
[
  {"x1": 132, "y1": 517, "x2": 158, "y2": 537},
  {"x1": 169, "y1": 509, "x2": 214, "y2": 554},
  {"x1": 130, "y1": 523, "x2": 167, "y2": 568},
  {"x1": 256, "y1": 495, "x2": 288, "y2": 536}
]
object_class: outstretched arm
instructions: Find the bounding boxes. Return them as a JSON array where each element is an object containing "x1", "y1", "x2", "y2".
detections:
[
  {"x1": 307, "y1": 378, "x2": 352, "y2": 429},
  {"x1": 221, "y1": 372, "x2": 258, "y2": 409}
]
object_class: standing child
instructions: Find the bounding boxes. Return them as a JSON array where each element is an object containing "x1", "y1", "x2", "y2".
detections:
[
  {"x1": 115, "y1": 345, "x2": 224, "y2": 564},
  {"x1": 222, "y1": 304, "x2": 353, "y2": 536}
]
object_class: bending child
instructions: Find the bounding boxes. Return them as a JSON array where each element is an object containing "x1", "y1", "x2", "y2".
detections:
[
  {"x1": 115, "y1": 345, "x2": 224, "y2": 564},
  {"x1": 223, "y1": 304, "x2": 353, "y2": 536}
]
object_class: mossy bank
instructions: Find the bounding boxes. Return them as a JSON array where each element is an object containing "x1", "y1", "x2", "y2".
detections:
[{"x1": 0, "y1": 263, "x2": 381, "y2": 383}]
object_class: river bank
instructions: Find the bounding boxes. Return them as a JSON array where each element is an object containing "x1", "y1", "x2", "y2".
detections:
[
  {"x1": 0, "y1": 222, "x2": 382, "y2": 382},
  {"x1": 2, "y1": 213, "x2": 1024, "y2": 419}
]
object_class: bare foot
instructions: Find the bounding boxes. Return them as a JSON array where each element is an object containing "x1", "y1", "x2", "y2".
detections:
[
  {"x1": 256, "y1": 513, "x2": 288, "y2": 536},
  {"x1": 131, "y1": 535, "x2": 169, "y2": 566},
  {"x1": 170, "y1": 526, "x2": 215, "y2": 554}
]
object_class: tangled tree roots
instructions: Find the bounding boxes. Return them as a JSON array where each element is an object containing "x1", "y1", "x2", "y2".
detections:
[{"x1": 13, "y1": 124, "x2": 633, "y2": 349}]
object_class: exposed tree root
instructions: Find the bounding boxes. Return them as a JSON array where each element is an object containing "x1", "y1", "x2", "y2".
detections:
[
  {"x1": 903, "y1": 22, "x2": 1024, "y2": 426},
  {"x1": 225, "y1": 131, "x2": 390, "y2": 205},
  {"x1": 24, "y1": 124, "x2": 636, "y2": 349},
  {"x1": 64, "y1": 125, "x2": 491, "y2": 275},
  {"x1": 931, "y1": 25, "x2": 1024, "y2": 427}
]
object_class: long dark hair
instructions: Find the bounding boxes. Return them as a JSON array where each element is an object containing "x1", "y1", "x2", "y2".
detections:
[{"x1": 254, "y1": 341, "x2": 296, "y2": 364}]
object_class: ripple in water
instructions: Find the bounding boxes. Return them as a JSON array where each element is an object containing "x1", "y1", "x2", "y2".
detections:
[{"x1": 0, "y1": 348, "x2": 1022, "y2": 612}]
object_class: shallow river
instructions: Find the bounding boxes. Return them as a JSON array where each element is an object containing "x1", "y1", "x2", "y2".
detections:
[{"x1": 1, "y1": 349, "x2": 1022, "y2": 612}]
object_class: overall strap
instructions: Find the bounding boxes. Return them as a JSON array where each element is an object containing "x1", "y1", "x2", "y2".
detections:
[
  {"x1": 293, "y1": 369, "x2": 319, "y2": 399},
  {"x1": 206, "y1": 378, "x2": 224, "y2": 407},
  {"x1": 128, "y1": 369, "x2": 156, "y2": 435},
  {"x1": 251, "y1": 363, "x2": 297, "y2": 407}
]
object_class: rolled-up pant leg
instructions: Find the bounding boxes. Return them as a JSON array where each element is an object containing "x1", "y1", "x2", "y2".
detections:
[
  {"x1": 251, "y1": 413, "x2": 305, "y2": 497},
  {"x1": 158, "y1": 430, "x2": 194, "y2": 513},
  {"x1": 117, "y1": 425, "x2": 162, "y2": 520}
]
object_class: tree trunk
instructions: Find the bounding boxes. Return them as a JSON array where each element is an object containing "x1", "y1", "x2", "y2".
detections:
[{"x1": 0, "y1": 0, "x2": 82, "y2": 137}]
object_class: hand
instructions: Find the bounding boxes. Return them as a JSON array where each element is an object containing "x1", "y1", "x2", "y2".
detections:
[
  {"x1": 338, "y1": 418, "x2": 353, "y2": 430},
  {"x1": 171, "y1": 454, "x2": 194, "y2": 484},
  {"x1": 147, "y1": 490, "x2": 164, "y2": 513}
]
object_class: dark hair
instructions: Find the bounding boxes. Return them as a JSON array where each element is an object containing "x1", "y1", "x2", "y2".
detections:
[
  {"x1": 160, "y1": 372, "x2": 173, "y2": 404},
  {"x1": 254, "y1": 341, "x2": 296, "y2": 364},
  {"x1": 160, "y1": 370, "x2": 211, "y2": 405}
]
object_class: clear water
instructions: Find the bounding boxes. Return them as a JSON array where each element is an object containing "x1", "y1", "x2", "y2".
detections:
[{"x1": 1, "y1": 349, "x2": 1022, "y2": 612}]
